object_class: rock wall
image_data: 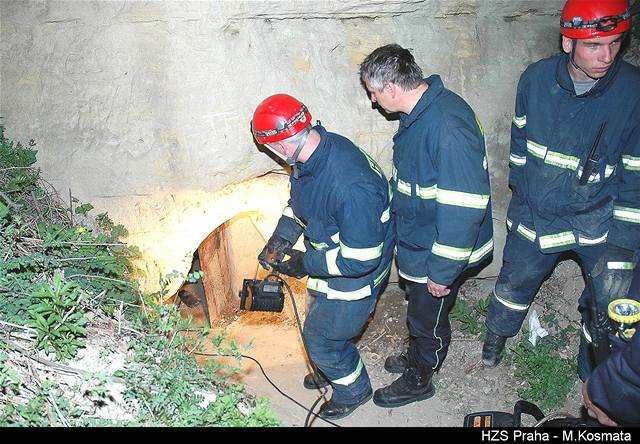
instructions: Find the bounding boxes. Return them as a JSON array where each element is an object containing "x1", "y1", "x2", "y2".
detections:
[{"x1": 1, "y1": 0, "x2": 568, "y2": 293}]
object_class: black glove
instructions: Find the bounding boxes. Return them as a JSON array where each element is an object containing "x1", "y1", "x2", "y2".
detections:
[
  {"x1": 258, "y1": 234, "x2": 292, "y2": 270},
  {"x1": 273, "y1": 248, "x2": 307, "y2": 279}
]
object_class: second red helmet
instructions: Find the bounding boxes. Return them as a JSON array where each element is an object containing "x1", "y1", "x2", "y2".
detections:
[
  {"x1": 251, "y1": 94, "x2": 312, "y2": 144},
  {"x1": 560, "y1": 0, "x2": 631, "y2": 39}
]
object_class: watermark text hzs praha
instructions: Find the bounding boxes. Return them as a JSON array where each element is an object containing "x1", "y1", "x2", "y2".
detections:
[{"x1": 481, "y1": 429, "x2": 632, "y2": 442}]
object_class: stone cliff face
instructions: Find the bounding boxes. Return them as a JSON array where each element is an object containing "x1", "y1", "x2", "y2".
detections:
[{"x1": 0, "y1": 1, "x2": 569, "y2": 292}]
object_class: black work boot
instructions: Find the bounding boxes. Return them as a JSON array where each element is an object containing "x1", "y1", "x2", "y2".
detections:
[
  {"x1": 384, "y1": 349, "x2": 408, "y2": 374},
  {"x1": 482, "y1": 330, "x2": 507, "y2": 368},
  {"x1": 384, "y1": 336, "x2": 410, "y2": 374},
  {"x1": 318, "y1": 388, "x2": 373, "y2": 420},
  {"x1": 303, "y1": 371, "x2": 330, "y2": 390},
  {"x1": 373, "y1": 365, "x2": 436, "y2": 408}
]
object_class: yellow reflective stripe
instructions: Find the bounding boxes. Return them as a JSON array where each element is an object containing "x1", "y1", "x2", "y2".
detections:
[
  {"x1": 392, "y1": 166, "x2": 398, "y2": 181},
  {"x1": 614, "y1": 205, "x2": 640, "y2": 224},
  {"x1": 340, "y1": 241, "x2": 383, "y2": 261},
  {"x1": 431, "y1": 242, "x2": 472, "y2": 261},
  {"x1": 494, "y1": 290, "x2": 529, "y2": 312},
  {"x1": 436, "y1": 188, "x2": 490, "y2": 209},
  {"x1": 516, "y1": 223, "x2": 536, "y2": 242},
  {"x1": 475, "y1": 113, "x2": 485, "y2": 136},
  {"x1": 306, "y1": 278, "x2": 372, "y2": 301},
  {"x1": 294, "y1": 216, "x2": 307, "y2": 228},
  {"x1": 374, "y1": 262, "x2": 392, "y2": 287},
  {"x1": 483, "y1": 155, "x2": 488, "y2": 171},
  {"x1": 506, "y1": 218, "x2": 513, "y2": 230},
  {"x1": 381, "y1": 206, "x2": 391, "y2": 223},
  {"x1": 325, "y1": 247, "x2": 342, "y2": 276},
  {"x1": 398, "y1": 269, "x2": 429, "y2": 283},
  {"x1": 417, "y1": 184, "x2": 437, "y2": 199},
  {"x1": 577, "y1": 166, "x2": 601, "y2": 183},
  {"x1": 358, "y1": 147, "x2": 384, "y2": 178},
  {"x1": 510, "y1": 153, "x2": 526, "y2": 166},
  {"x1": 623, "y1": 155, "x2": 640, "y2": 171},
  {"x1": 332, "y1": 358, "x2": 364, "y2": 386},
  {"x1": 526, "y1": 140, "x2": 547, "y2": 159},
  {"x1": 605, "y1": 164, "x2": 615, "y2": 178},
  {"x1": 282, "y1": 206, "x2": 295, "y2": 218},
  {"x1": 539, "y1": 231, "x2": 576, "y2": 249},
  {"x1": 578, "y1": 232, "x2": 608, "y2": 246},
  {"x1": 397, "y1": 179, "x2": 412, "y2": 196},
  {"x1": 469, "y1": 239, "x2": 494, "y2": 264},
  {"x1": 512, "y1": 115, "x2": 526, "y2": 128},
  {"x1": 544, "y1": 150, "x2": 580, "y2": 171},
  {"x1": 607, "y1": 261, "x2": 635, "y2": 270},
  {"x1": 330, "y1": 232, "x2": 340, "y2": 243},
  {"x1": 310, "y1": 241, "x2": 329, "y2": 250}
]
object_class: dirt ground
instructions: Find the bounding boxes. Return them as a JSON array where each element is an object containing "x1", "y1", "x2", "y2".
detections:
[{"x1": 195, "y1": 258, "x2": 588, "y2": 428}]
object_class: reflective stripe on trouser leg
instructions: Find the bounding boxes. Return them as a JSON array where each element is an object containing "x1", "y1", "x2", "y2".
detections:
[
  {"x1": 487, "y1": 231, "x2": 559, "y2": 337},
  {"x1": 301, "y1": 289, "x2": 379, "y2": 405},
  {"x1": 406, "y1": 280, "x2": 459, "y2": 369}
]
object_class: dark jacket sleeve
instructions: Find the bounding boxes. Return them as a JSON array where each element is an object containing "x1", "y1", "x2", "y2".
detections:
[
  {"x1": 272, "y1": 201, "x2": 304, "y2": 244},
  {"x1": 508, "y1": 73, "x2": 529, "y2": 195},
  {"x1": 609, "y1": 100, "x2": 640, "y2": 252},
  {"x1": 588, "y1": 331, "x2": 640, "y2": 425},
  {"x1": 426, "y1": 120, "x2": 491, "y2": 285}
]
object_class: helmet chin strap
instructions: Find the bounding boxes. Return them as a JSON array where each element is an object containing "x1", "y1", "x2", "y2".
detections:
[
  {"x1": 286, "y1": 127, "x2": 310, "y2": 179},
  {"x1": 569, "y1": 38, "x2": 601, "y2": 81}
]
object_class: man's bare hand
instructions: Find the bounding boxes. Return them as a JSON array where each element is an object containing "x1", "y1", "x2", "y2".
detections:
[
  {"x1": 427, "y1": 279, "x2": 450, "y2": 297},
  {"x1": 582, "y1": 380, "x2": 618, "y2": 427}
]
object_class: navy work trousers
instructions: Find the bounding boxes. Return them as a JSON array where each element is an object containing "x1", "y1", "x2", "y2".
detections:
[
  {"x1": 487, "y1": 231, "x2": 606, "y2": 379},
  {"x1": 406, "y1": 280, "x2": 460, "y2": 370},
  {"x1": 302, "y1": 287, "x2": 380, "y2": 405}
]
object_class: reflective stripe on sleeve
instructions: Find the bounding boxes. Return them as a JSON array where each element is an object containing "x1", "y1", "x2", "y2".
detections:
[
  {"x1": 614, "y1": 206, "x2": 640, "y2": 224},
  {"x1": 436, "y1": 188, "x2": 490, "y2": 209},
  {"x1": 340, "y1": 241, "x2": 383, "y2": 261},
  {"x1": 431, "y1": 242, "x2": 472, "y2": 261},
  {"x1": 512, "y1": 115, "x2": 526, "y2": 128}
]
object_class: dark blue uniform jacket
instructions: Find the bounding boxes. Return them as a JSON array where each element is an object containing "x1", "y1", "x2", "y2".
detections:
[
  {"x1": 273, "y1": 125, "x2": 395, "y2": 301},
  {"x1": 507, "y1": 54, "x2": 640, "y2": 254},
  {"x1": 391, "y1": 75, "x2": 493, "y2": 286}
]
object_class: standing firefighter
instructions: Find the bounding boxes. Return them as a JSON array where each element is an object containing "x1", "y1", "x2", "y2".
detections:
[
  {"x1": 251, "y1": 94, "x2": 395, "y2": 420},
  {"x1": 360, "y1": 44, "x2": 494, "y2": 408},
  {"x1": 482, "y1": 0, "x2": 640, "y2": 382}
]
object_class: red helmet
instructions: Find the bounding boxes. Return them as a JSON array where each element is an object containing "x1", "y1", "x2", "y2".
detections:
[
  {"x1": 560, "y1": 0, "x2": 631, "y2": 39},
  {"x1": 251, "y1": 94, "x2": 312, "y2": 144}
]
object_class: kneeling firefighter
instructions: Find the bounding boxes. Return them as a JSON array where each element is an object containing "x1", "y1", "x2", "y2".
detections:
[{"x1": 251, "y1": 94, "x2": 395, "y2": 420}]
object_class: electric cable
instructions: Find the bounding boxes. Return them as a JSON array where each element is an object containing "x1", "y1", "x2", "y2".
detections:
[{"x1": 271, "y1": 274, "x2": 340, "y2": 428}]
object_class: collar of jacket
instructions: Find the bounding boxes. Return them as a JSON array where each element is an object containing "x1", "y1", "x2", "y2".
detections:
[
  {"x1": 294, "y1": 124, "x2": 327, "y2": 178},
  {"x1": 399, "y1": 75, "x2": 444, "y2": 128},
  {"x1": 555, "y1": 53, "x2": 622, "y2": 98}
]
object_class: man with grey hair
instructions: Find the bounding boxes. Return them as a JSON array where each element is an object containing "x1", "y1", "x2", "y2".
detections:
[{"x1": 359, "y1": 44, "x2": 493, "y2": 408}]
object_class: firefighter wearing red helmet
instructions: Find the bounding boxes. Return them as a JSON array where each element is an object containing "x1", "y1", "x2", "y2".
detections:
[
  {"x1": 251, "y1": 93, "x2": 395, "y2": 420},
  {"x1": 560, "y1": 0, "x2": 632, "y2": 80},
  {"x1": 482, "y1": 0, "x2": 640, "y2": 426}
]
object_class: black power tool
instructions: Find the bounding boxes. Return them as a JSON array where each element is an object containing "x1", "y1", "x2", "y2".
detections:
[
  {"x1": 239, "y1": 275, "x2": 285, "y2": 313},
  {"x1": 464, "y1": 400, "x2": 600, "y2": 427}
]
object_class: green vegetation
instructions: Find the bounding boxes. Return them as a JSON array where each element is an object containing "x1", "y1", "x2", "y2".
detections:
[
  {"x1": 451, "y1": 295, "x2": 490, "y2": 336},
  {"x1": 0, "y1": 128, "x2": 280, "y2": 427},
  {"x1": 506, "y1": 327, "x2": 578, "y2": 412}
]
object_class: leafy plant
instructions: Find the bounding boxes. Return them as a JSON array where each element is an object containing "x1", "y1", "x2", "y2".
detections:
[
  {"x1": 26, "y1": 273, "x2": 87, "y2": 360},
  {"x1": 507, "y1": 330, "x2": 577, "y2": 411},
  {"x1": 451, "y1": 295, "x2": 490, "y2": 336}
]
